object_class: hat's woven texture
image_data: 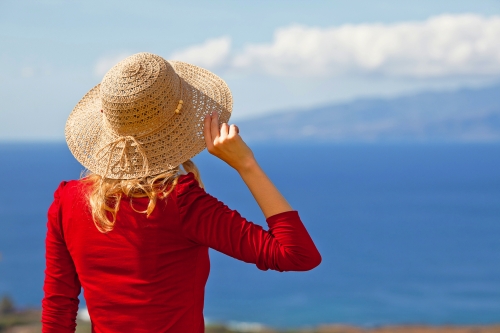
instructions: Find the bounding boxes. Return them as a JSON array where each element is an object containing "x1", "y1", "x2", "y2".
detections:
[{"x1": 65, "y1": 52, "x2": 232, "y2": 179}]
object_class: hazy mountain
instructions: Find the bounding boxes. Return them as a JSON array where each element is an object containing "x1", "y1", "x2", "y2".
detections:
[{"x1": 238, "y1": 84, "x2": 500, "y2": 143}]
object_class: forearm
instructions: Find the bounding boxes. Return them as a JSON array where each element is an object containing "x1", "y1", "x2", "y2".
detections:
[
  {"x1": 202, "y1": 112, "x2": 321, "y2": 271},
  {"x1": 203, "y1": 112, "x2": 292, "y2": 218},
  {"x1": 237, "y1": 159, "x2": 292, "y2": 219}
]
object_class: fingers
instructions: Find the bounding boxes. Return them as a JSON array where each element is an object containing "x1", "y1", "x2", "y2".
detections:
[
  {"x1": 204, "y1": 111, "x2": 240, "y2": 154},
  {"x1": 210, "y1": 111, "x2": 220, "y2": 142},
  {"x1": 204, "y1": 114, "x2": 214, "y2": 150},
  {"x1": 228, "y1": 124, "x2": 239, "y2": 138},
  {"x1": 220, "y1": 123, "x2": 229, "y2": 140}
]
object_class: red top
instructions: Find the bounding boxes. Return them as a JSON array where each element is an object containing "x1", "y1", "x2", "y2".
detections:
[{"x1": 42, "y1": 173, "x2": 321, "y2": 333}]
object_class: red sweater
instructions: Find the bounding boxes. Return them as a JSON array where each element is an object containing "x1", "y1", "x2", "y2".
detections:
[{"x1": 42, "y1": 173, "x2": 321, "y2": 333}]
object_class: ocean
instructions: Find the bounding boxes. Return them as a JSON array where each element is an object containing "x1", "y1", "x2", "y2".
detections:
[{"x1": 0, "y1": 143, "x2": 499, "y2": 328}]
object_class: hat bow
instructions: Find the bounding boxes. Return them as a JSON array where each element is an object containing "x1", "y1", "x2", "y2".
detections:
[{"x1": 97, "y1": 135, "x2": 149, "y2": 178}]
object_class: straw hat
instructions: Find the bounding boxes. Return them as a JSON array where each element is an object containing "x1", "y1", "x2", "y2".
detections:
[{"x1": 65, "y1": 52, "x2": 232, "y2": 179}]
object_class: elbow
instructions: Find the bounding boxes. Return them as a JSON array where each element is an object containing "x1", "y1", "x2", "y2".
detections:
[
  {"x1": 312, "y1": 250, "x2": 322, "y2": 269},
  {"x1": 282, "y1": 249, "x2": 322, "y2": 272},
  {"x1": 303, "y1": 250, "x2": 322, "y2": 271}
]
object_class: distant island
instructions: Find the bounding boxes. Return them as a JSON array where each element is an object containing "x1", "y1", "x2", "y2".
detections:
[{"x1": 238, "y1": 83, "x2": 500, "y2": 143}]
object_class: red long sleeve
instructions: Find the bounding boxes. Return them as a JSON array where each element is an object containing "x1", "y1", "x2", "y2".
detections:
[
  {"x1": 42, "y1": 181, "x2": 81, "y2": 333},
  {"x1": 176, "y1": 174, "x2": 322, "y2": 272},
  {"x1": 42, "y1": 173, "x2": 321, "y2": 332}
]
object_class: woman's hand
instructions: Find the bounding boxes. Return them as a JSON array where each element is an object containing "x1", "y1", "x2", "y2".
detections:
[
  {"x1": 203, "y1": 112, "x2": 292, "y2": 218},
  {"x1": 203, "y1": 112, "x2": 256, "y2": 172}
]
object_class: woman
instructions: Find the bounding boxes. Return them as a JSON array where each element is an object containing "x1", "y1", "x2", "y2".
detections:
[{"x1": 42, "y1": 52, "x2": 321, "y2": 333}]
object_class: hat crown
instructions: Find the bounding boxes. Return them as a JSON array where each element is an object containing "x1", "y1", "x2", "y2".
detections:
[
  {"x1": 120, "y1": 62, "x2": 142, "y2": 77},
  {"x1": 99, "y1": 52, "x2": 181, "y2": 137}
]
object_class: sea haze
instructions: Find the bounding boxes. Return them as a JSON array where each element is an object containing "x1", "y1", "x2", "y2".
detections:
[
  {"x1": 0, "y1": 143, "x2": 499, "y2": 327},
  {"x1": 238, "y1": 84, "x2": 500, "y2": 143}
]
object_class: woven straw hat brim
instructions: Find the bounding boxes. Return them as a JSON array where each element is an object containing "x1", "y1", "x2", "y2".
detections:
[{"x1": 65, "y1": 60, "x2": 232, "y2": 179}]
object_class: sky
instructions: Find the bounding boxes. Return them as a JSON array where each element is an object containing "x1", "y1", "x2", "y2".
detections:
[{"x1": 1, "y1": 0, "x2": 500, "y2": 140}]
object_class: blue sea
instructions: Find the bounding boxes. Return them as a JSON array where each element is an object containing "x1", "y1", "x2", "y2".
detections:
[{"x1": 0, "y1": 143, "x2": 499, "y2": 328}]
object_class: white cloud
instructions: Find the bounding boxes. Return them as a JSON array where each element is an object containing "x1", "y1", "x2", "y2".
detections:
[
  {"x1": 169, "y1": 37, "x2": 231, "y2": 69},
  {"x1": 93, "y1": 14, "x2": 500, "y2": 80},
  {"x1": 94, "y1": 52, "x2": 132, "y2": 77},
  {"x1": 21, "y1": 67, "x2": 35, "y2": 78},
  {"x1": 230, "y1": 14, "x2": 500, "y2": 78}
]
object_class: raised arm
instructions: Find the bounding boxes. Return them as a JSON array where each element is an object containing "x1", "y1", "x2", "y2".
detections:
[
  {"x1": 203, "y1": 112, "x2": 292, "y2": 218},
  {"x1": 176, "y1": 112, "x2": 322, "y2": 272}
]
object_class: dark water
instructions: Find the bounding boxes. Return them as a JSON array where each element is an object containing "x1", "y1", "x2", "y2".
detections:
[{"x1": 0, "y1": 143, "x2": 499, "y2": 327}]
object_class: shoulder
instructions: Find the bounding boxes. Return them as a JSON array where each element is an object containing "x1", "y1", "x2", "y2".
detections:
[
  {"x1": 51, "y1": 179, "x2": 89, "y2": 203},
  {"x1": 174, "y1": 172, "x2": 218, "y2": 214},
  {"x1": 47, "y1": 180, "x2": 89, "y2": 228},
  {"x1": 175, "y1": 172, "x2": 204, "y2": 196}
]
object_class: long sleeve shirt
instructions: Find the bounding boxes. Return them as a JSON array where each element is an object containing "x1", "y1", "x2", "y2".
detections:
[{"x1": 42, "y1": 172, "x2": 321, "y2": 333}]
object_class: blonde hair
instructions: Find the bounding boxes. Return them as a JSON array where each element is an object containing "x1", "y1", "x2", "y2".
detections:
[{"x1": 83, "y1": 159, "x2": 203, "y2": 233}]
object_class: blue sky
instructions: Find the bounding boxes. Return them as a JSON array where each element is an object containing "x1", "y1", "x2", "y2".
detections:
[{"x1": 1, "y1": 0, "x2": 500, "y2": 140}]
